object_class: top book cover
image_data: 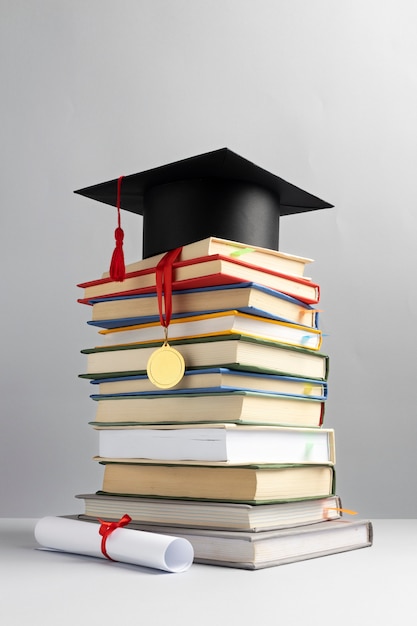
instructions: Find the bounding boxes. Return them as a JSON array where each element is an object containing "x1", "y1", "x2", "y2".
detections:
[
  {"x1": 102, "y1": 236, "x2": 315, "y2": 280},
  {"x1": 74, "y1": 147, "x2": 333, "y2": 258},
  {"x1": 77, "y1": 254, "x2": 321, "y2": 304}
]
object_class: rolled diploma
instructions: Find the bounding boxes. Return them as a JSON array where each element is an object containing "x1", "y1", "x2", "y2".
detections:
[{"x1": 34, "y1": 516, "x2": 194, "y2": 573}]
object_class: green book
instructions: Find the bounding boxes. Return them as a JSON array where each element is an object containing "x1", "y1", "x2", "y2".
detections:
[{"x1": 80, "y1": 334, "x2": 329, "y2": 381}]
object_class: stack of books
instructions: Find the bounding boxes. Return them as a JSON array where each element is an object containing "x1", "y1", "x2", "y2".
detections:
[{"x1": 75, "y1": 236, "x2": 372, "y2": 569}]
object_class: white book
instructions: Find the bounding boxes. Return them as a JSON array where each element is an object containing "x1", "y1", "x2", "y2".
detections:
[{"x1": 94, "y1": 423, "x2": 335, "y2": 464}]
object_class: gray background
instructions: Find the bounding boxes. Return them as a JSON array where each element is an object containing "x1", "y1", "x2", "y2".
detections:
[{"x1": 1, "y1": 0, "x2": 416, "y2": 518}]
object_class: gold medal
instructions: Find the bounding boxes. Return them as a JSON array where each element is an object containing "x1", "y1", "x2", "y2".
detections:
[
  {"x1": 147, "y1": 327, "x2": 185, "y2": 389},
  {"x1": 147, "y1": 341, "x2": 185, "y2": 389}
]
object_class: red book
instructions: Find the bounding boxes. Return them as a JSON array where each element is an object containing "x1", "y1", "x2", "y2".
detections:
[{"x1": 78, "y1": 254, "x2": 320, "y2": 305}]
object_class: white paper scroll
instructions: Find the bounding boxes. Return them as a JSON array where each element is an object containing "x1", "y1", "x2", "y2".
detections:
[{"x1": 34, "y1": 516, "x2": 194, "y2": 573}]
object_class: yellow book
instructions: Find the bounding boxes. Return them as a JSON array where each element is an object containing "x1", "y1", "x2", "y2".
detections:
[
  {"x1": 97, "y1": 310, "x2": 322, "y2": 351},
  {"x1": 99, "y1": 462, "x2": 335, "y2": 503}
]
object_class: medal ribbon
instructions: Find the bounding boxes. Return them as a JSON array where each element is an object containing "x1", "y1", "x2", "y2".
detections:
[
  {"x1": 98, "y1": 514, "x2": 132, "y2": 561},
  {"x1": 155, "y1": 247, "x2": 183, "y2": 337}
]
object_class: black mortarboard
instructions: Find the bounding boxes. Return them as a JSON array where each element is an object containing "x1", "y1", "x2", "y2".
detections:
[{"x1": 74, "y1": 147, "x2": 333, "y2": 259}]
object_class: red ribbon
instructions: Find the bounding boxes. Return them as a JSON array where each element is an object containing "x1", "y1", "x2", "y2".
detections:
[
  {"x1": 98, "y1": 514, "x2": 132, "y2": 561},
  {"x1": 155, "y1": 247, "x2": 183, "y2": 332}
]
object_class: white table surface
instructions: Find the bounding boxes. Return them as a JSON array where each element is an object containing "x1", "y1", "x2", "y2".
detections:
[{"x1": 1, "y1": 518, "x2": 415, "y2": 625}]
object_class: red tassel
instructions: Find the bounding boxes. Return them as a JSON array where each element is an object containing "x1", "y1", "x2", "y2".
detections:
[
  {"x1": 109, "y1": 176, "x2": 126, "y2": 282},
  {"x1": 109, "y1": 226, "x2": 125, "y2": 281}
]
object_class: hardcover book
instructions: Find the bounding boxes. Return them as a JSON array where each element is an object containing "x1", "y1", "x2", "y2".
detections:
[
  {"x1": 89, "y1": 368, "x2": 328, "y2": 400},
  {"x1": 88, "y1": 282, "x2": 319, "y2": 330},
  {"x1": 95, "y1": 310, "x2": 322, "y2": 351},
  {"x1": 78, "y1": 255, "x2": 320, "y2": 305},
  {"x1": 90, "y1": 390, "x2": 326, "y2": 428},
  {"x1": 93, "y1": 424, "x2": 335, "y2": 464},
  {"x1": 83, "y1": 518, "x2": 372, "y2": 570},
  {"x1": 80, "y1": 335, "x2": 329, "y2": 381},
  {"x1": 75, "y1": 493, "x2": 343, "y2": 532},
  {"x1": 101, "y1": 235, "x2": 314, "y2": 279},
  {"x1": 98, "y1": 461, "x2": 335, "y2": 503}
]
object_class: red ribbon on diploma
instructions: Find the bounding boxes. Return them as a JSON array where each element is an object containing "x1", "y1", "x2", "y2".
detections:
[
  {"x1": 98, "y1": 514, "x2": 132, "y2": 561},
  {"x1": 155, "y1": 247, "x2": 183, "y2": 332}
]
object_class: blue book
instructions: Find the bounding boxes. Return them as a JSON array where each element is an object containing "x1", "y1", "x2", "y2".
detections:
[
  {"x1": 89, "y1": 367, "x2": 327, "y2": 400},
  {"x1": 86, "y1": 282, "x2": 319, "y2": 330}
]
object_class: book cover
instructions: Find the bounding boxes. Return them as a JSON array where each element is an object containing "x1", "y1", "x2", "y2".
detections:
[
  {"x1": 100, "y1": 235, "x2": 314, "y2": 279},
  {"x1": 74, "y1": 493, "x2": 343, "y2": 532},
  {"x1": 89, "y1": 390, "x2": 326, "y2": 428},
  {"x1": 95, "y1": 310, "x2": 323, "y2": 351},
  {"x1": 86, "y1": 518, "x2": 371, "y2": 570},
  {"x1": 89, "y1": 368, "x2": 328, "y2": 400},
  {"x1": 77, "y1": 255, "x2": 320, "y2": 305},
  {"x1": 98, "y1": 461, "x2": 336, "y2": 503},
  {"x1": 87, "y1": 282, "x2": 319, "y2": 330},
  {"x1": 93, "y1": 424, "x2": 336, "y2": 464},
  {"x1": 80, "y1": 334, "x2": 330, "y2": 381}
]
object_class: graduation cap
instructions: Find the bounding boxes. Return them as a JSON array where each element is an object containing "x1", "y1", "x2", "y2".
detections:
[{"x1": 74, "y1": 147, "x2": 333, "y2": 261}]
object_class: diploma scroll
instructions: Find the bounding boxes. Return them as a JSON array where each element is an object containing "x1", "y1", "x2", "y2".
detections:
[{"x1": 34, "y1": 516, "x2": 194, "y2": 573}]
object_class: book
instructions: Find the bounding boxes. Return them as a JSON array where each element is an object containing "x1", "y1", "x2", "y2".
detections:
[
  {"x1": 98, "y1": 461, "x2": 335, "y2": 503},
  {"x1": 80, "y1": 335, "x2": 329, "y2": 381},
  {"x1": 89, "y1": 368, "x2": 328, "y2": 400},
  {"x1": 93, "y1": 424, "x2": 336, "y2": 464},
  {"x1": 74, "y1": 493, "x2": 343, "y2": 532},
  {"x1": 75, "y1": 518, "x2": 373, "y2": 569},
  {"x1": 95, "y1": 310, "x2": 322, "y2": 351},
  {"x1": 88, "y1": 282, "x2": 319, "y2": 330},
  {"x1": 101, "y1": 236, "x2": 314, "y2": 279},
  {"x1": 90, "y1": 391, "x2": 325, "y2": 428},
  {"x1": 77, "y1": 255, "x2": 320, "y2": 304}
]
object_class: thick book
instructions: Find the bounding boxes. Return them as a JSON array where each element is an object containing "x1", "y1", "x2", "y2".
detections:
[
  {"x1": 87, "y1": 283, "x2": 319, "y2": 330},
  {"x1": 77, "y1": 254, "x2": 320, "y2": 305},
  {"x1": 101, "y1": 236, "x2": 314, "y2": 279},
  {"x1": 98, "y1": 461, "x2": 335, "y2": 503},
  {"x1": 74, "y1": 493, "x2": 343, "y2": 532},
  {"x1": 89, "y1": 368, "x2": 328, "y2": 400},
  {"x1": 77, "y1": 518, "x2": 372, "y2": 570},
  {"x1": 80, "y1": 335, "x2": 329, "y2": 381},
  {"x1": 96, "y1": 310, "x2": 322, "y2": 351},
  {"x1": 90, "y1": 391, "x2": 326, "y2": 428},
  {"x1": 93, "y1": 424, "x2": 336, "y2": 464}
]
